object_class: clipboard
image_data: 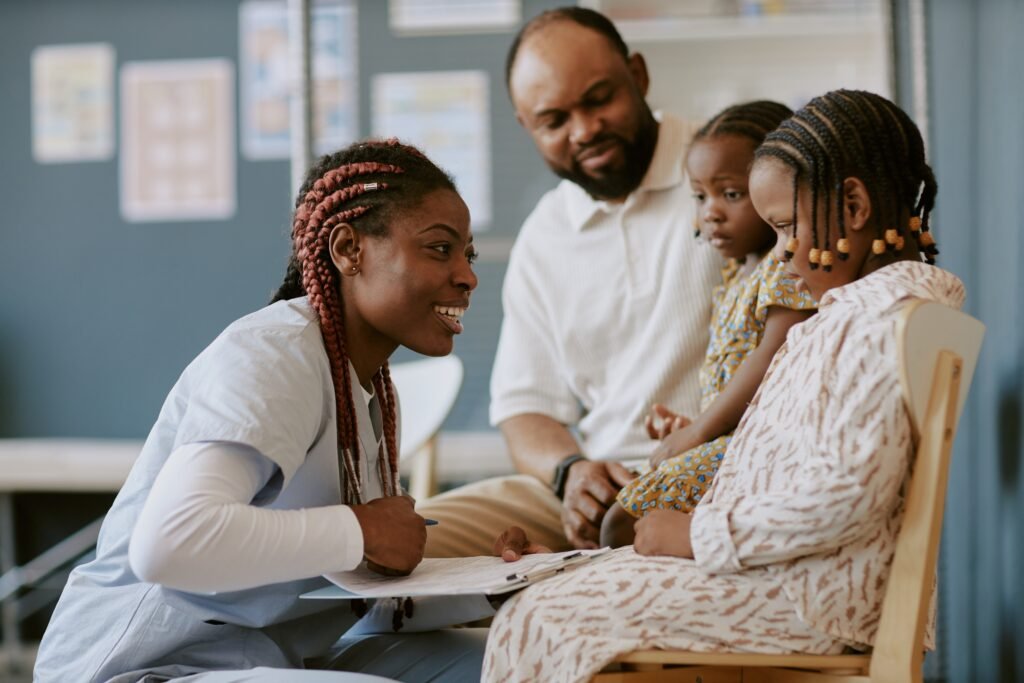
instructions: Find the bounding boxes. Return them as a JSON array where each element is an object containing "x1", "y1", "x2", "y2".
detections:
[
  {"x1": 301, "y1": 547, "x2": 616, "y2": 600},
  {"x1": 500, "y1": 549, "x2": 609, "y2": 591}
]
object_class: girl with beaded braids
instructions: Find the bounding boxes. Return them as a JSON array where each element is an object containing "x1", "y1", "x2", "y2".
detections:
[
  {"x1": 754, "y1": 88, "x2": 939, "y2": 295},
  {"x1": 34, "y1": 139, "x2": 488, "y2": 683},
  {"x1": 603, "y1": 101, "x2": 816, "y2": 548},
  {"x1": 482, "y1": 90, "x2": 966, "y2": 683}
]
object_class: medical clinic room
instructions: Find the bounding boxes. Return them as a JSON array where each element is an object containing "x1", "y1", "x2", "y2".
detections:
[{"x1": 1, "y1": 0, "x2": 1021, "y2": 682}]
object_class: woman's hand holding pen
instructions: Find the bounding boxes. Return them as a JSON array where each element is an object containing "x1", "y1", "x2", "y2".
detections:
[{"x1": 350, "y1": 495, "x2": 426, "y2": 576}]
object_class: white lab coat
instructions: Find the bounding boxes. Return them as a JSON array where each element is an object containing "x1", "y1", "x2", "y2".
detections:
[{"x1": 33, "y1": 298, "x2": 465, "y2": 682}]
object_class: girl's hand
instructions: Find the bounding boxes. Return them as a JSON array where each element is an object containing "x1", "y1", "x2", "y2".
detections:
[
  {"x1": 644, "y1": 404, "x2": 691, "y2": 440},
  {"x1": 633, "y1": 509, "x2": 694, "y2": 558},
  {"x1": 492, "y1": 526, "x2": 552, "y2": 562},
  {"x1": 649, "y1": 423, "x2": 705, "y2": 468}
]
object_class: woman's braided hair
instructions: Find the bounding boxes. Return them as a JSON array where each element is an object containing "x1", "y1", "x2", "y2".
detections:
[
  {"x1": 271, "y1": 139, "x2": 456, "y2": 504},
  {"x1": 754, "y1": 89, "x2": 938, "y2": 270}
]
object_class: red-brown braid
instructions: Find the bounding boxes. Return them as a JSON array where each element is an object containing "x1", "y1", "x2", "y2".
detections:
[
  {"x1": 291, "y1": 161, "x2": 405, "y2": 504},
  {"x1": 277, "y1": 140, "x2": 457, "y2": 504},
  {"x1": 374, "y1": 364, "x2": 401, "y2": 495}
]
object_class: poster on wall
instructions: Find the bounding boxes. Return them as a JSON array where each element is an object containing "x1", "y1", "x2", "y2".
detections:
[
  {"x1": 372, "y1": 70, "x2": 492, "y2": 228},
  {"x1": 389, "y1": 0, "x2": 520, "y2": 34},
  {"x1": 120, "y1": 59, "x2": 235, "y2": 222},
  {"x1": 239, "y1": 0, "x2": 358, "y2": 159},
  {"x1": 31, "y1": 43, "x2": 115, "y2": 163}
]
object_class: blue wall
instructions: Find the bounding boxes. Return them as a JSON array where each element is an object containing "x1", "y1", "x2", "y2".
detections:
[
  {"x1": 0, "y1": 0, "x2": 562, "y2": 439},
  {"x1": 901, "y1": 0, "x2": 1024, "y2": 680}
]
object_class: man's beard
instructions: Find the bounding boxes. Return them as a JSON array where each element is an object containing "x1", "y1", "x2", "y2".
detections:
[{"x1": 551, "y1": 107, "x2": 659, "y2": 201}]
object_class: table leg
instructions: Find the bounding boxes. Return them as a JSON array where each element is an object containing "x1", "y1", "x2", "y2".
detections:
[{"x1": 0, "y1": 492, "x2": 26, "y2": 674}]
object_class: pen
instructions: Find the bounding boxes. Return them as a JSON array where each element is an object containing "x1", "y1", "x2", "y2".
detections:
[{"x1": 424, "y1": 518, "x2": 440, "y2": 526}]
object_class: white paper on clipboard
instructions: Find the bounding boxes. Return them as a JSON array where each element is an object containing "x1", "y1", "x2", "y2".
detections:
[{"x1": 303, "y1": 547, "x2": 616, "y2": 600}]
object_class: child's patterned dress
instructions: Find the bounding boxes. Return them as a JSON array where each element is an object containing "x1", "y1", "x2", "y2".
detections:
[{"x1": 617, "y1": 253, "x2": 816, "y2": 517}]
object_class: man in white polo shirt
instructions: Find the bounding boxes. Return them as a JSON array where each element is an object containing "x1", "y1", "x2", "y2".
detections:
[{"x1": 419, "y1": 6, "x2": 721, "y2": 554}]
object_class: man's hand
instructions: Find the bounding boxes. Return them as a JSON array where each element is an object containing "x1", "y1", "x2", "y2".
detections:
[
  {"x1": 561, "y1": 461, "x2": 636, "y2": 549},
  {"x1": 350, "y1": 495, "x2": 426, "y2": 576},
  {"x1": 492, "y1": 526, "x2": 552, "y2": 562},
  {"x1": 633, "y1": 509, "x2": 694, "y2": 558},
  {"x1": 649, "y1": 422, "x2": 706, "y2": 468},
  {"x1": 644, "y1": 403, "x2": 692, "y2": 440}
]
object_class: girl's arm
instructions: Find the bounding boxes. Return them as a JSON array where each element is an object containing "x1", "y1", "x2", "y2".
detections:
[{"x1": 651, "y1": 306, "x2": 812, "y2": 465}]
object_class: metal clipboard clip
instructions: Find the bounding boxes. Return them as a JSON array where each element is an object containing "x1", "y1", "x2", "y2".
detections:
[{"x1": 503, "y1": 548, "x2": 611, "y2": 588}]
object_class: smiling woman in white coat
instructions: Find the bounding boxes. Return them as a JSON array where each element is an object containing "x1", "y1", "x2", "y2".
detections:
[{"x1": 34, "y1": 139, "x2": 486, "y2": 683}]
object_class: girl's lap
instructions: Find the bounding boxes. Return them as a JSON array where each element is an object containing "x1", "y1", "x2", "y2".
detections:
[{"x1": 485, "y1": 548, "x2": 843, "y2": 682}]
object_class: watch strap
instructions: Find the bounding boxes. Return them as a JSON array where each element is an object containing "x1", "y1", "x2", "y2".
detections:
[{"x1": 551, "y1": 453, "x2": 587, "y2": 500}]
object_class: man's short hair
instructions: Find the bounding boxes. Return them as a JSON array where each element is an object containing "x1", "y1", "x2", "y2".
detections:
[{"x1": 504, "y1": 6, "x2": 630, "y2": 94}]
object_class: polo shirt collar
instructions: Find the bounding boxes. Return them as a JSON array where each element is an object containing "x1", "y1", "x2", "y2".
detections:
[{"x1": 564, "y1": 111, "x2": 686, "y2": 231}]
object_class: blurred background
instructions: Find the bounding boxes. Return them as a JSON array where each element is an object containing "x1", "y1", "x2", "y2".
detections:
[{"x1": 0, "y1": 0, "x2": 1020, "y2": 680}]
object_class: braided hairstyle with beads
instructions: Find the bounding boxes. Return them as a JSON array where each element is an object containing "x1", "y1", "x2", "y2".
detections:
[
  {"x1": 689, "y1": 100, "x2": 794, "y2": 236},
  {"x1": 271, "y1": 139, "x2": 457, "y2": 505},
  {"x1": 754, "y1": 89, "x2": 938, "y2": 271}
]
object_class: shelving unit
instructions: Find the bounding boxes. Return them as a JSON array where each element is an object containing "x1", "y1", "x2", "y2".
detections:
[
  {"x1": 605, "y1": 12, "x2": 882, "y2": 43},
  {"x1": 579, "y1": 0, "x2": 893, "y2": 122}
]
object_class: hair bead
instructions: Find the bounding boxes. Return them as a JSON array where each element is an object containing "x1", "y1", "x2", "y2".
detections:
[
  {"x1": 808, "y1": 247, "x2": 821, "y2": 270},
  {"x1": 872, "y1": 239, "x2": 887, "y2": 255},
  {"x1": 783, "y1": 237, "x2": 799, "y2": 261},
  {"x1": 820, "y1": 249, "x2": 834, "y2": 272},
  {"x1": 836, "y1": 237, "x2": 850, "y2": 260},
  {"x1": 895, "y1": 235, "x2": 905, "y2": 251},
  {"x1": 908, "y1": 216, "x2": 922, "y2": 234},
  {"x1": 919, "y1": 227, "x2": 939, "y2": 264},
  {"x1": 884, "y1": 228, "x2": 898, "y2": 251}
]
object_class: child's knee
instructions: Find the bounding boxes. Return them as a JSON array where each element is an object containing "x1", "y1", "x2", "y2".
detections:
[{"x1": 600, "y1": 503, "x2": 637, "y2": 548}]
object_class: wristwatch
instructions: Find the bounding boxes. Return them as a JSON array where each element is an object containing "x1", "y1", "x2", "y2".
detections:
[{"x1": 551, "y1": 453, "x2": 587, "y2": 500}]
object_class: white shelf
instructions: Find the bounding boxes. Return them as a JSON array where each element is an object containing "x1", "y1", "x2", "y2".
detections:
[{"x1": 612, "y1": 13, "x2": 883, "y2": 43}]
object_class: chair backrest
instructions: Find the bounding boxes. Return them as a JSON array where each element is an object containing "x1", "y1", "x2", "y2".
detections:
[
  {"x1": 388, "y1": 355, "x2": 464, "y2": 460},
  {"x1": 870, "y1": 301, "x2": 984, "y2": 682}
]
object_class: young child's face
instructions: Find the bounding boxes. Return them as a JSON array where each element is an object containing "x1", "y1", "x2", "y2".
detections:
[
  {"x1": 686, "y1": 135, "x2": 776, "y2": 261},
  {"x1": 749, "y1": 159, "x2": 864, "y2": 300}
]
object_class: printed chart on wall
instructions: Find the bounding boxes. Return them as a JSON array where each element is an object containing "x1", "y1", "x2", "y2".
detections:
[
  {"x1": 389, "y1": 0, "x2": 520, "y2": 34},
  {"x1": 239, "y1": 0, "x2": 358, "y2": 159},
  {"x1": 120, "y1": 59, "x2": 235, "y2": 222},
  {"x1": 31, "y1": 43, "x2": 115, "y2": 163},
  {"x1": 372, "y1": 71, "x2": 492, "y2": 229}
]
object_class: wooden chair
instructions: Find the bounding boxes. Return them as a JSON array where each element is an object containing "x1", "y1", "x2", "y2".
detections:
[{"x1": 594, "y1": 301, "x2": 985, "y2": 683}]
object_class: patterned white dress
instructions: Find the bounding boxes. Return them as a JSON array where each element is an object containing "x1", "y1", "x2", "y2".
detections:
[{"x1": 484, "y1": 261, "x2": 965, "y2": 683}]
